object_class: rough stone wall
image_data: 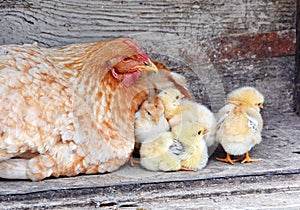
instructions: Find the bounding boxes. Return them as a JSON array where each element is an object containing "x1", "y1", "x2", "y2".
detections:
[{"x1": 0, "y1": 0, "x2": 297, "y2": 115}]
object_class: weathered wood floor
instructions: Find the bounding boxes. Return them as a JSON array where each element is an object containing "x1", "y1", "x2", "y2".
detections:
[{"x1": 0, "y1": 113, "x2": 299, "y2": 209}]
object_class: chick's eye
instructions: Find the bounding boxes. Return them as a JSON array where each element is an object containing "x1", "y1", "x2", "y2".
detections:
[
  {"x1": 147, "y1": 111, "x2": 151, "y2": 116},
  {"x1": 176, "y1": 96, "x2": 179, "y2": 100},
  {"x1": 197, "y1": 131, "x2": 202, "y2": 135}
]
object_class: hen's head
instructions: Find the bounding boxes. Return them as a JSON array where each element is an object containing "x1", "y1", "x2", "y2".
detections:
[
  {"x1": 227, "y1": 86, "x2": 264, "y2": 111},
  {"x1": 107, "y1": 38, "x2": 158, "y2": 87}
]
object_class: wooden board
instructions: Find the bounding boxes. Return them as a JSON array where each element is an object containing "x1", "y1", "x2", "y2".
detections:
[
  {"x1": 296, "y1": 0, "x2": 300, "y2": 115},
  {"x1": 0, "y1": 0, "x2": 297, "y2": 114}
]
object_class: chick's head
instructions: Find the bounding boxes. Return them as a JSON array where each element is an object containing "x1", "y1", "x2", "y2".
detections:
[
  {"x1": 172, "y1": 121, "x2": 207, "y2": 145},
  {"x1": 227, "y1": 86, "x2": 264, "y2": 111},
  {"x1": 140, "y1": 96, "x2": 165, "y2": 124},
  {"x1": 158, "y1": 88, "x2": 184, "y2": 118}
]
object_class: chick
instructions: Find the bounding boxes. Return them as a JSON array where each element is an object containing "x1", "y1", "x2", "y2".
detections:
[
  {"x1": 172, "y1": 121, "x2": 209, "y2": 170},
  {"x1": 139, "y1": 132, "x2": 182, "y2": 171},
  {"x1": 134, "y1": 96, "x2": 169, "y2": 144},
  {"x1": 168, "y1": 100, "x2": 217, "y2": 149},
  {"x1": 215, "y1": 86, "x2": 264, "y2": 164},
  {"x1": 157, "y1": 88, "x2": 184, "y2": 120}
]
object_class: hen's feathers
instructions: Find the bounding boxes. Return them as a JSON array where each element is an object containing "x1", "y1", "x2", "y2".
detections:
[{"x1": 0, "y1": 38, "x2": 158, "y2": 180}]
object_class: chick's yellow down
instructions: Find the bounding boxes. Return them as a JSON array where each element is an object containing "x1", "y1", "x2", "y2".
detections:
[
  {"x1": 168, "y1": 100, "x2": 217, "y2": 149},
  {"x1": 172, "y1": 121, "x2": 209, "y2": 170},
  {"x1": 139, "y1": 132, "x2": 182, "y2": 171},
  {"x1": 134, "y1": 96, "x2": 169, "y2": 144},
  {"x1": 158, "y1": 88, "x2": 184, "y2": 120},
  {"x1": 216, "y1": 87, "x2": 264, "y2": 164}
]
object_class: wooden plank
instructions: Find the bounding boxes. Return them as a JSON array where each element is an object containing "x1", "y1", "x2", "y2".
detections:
[
  {"x1": 296, "y1": 0, "x2": 300, "y2": 115},
  {"x1": 0, "y1": 0, "x2": 296, "y2": 46},
  {"x1": 0, "y1": 0, "x2": 297, "y2": 114},
  {"x1": 206, "y1": 30, "x2": 296, "y2": 63},
  {"x1": 1, "y1": 174, "x2": 300, "y2": 209}
]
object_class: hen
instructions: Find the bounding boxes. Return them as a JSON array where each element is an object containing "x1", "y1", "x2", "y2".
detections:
[{"x1": 0, "y1": 38, "x2": 159, "y2": 181}]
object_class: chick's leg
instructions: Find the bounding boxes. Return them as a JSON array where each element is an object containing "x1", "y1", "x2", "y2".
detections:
[
  {"x1": 129, "y1": 156, "x2": 140, "y2": 166},
  {"x1": 216, "y1": 153, "x2": 240, "y2": 164},
  {"x1": 180, "y1": 166, "x2": 196, "y2": 172},
  {"x1": 241, "y1": 152, "x2": 261, "y2": 163}
]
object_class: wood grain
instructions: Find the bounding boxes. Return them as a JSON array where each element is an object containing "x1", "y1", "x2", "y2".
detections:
[
  {"x1": 0, "y1": 0, "x2": 297, "y2": 114},
  {"x1": 296, "y1": 0, "x2": 300, "y2": 115},
  {"x1": 0, "y1": 0, "x2": 296, "y2": 46}
]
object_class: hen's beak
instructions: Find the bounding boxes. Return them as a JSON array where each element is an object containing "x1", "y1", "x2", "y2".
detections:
[{"x1": 136, "y1": 61, "x2": 158, "y2": 72}]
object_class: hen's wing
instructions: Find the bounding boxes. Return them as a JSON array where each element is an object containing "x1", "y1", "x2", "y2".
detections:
[{"x1": 0, "y1": 44, "x2": 74, "y2": 161}]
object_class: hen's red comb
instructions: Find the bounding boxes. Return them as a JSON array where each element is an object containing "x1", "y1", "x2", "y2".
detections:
[{"x1": 124, "y1": 39, "x2": 149, "y2": 60}]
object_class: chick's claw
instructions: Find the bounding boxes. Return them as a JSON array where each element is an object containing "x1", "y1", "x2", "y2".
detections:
[
  {"x1": 241, "y1": 152, "x2": 261, "y2": 163},
  {"x1": 216, "y1": 153, "x2": 240, "y2": 164},
  {"x1": 129, "y1": 156, "x2": 140, "y2": 167},
  {"x1": 180, "y1": 166, "x2": 197, "y2": 172}
]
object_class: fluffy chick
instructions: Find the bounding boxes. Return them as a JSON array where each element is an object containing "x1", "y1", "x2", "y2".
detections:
[
  {"x1": 139, "y1": 132, "x2": 182, "y2": 171},
  {"x1": 134, "y1": 96, "x2": 169, "y2": 143},
  {"x1": 216, "y1": 86, "x2": 264, "y2": 164},
  {"x1": 168, "y1": 100, "x2": 217, "y2": 149},
  {"x1": 172, "y1": 121, "x2": 209, "y2": 170},
  {"x1": 157, "y1": 88, "x2": 184, "y2": 120}
]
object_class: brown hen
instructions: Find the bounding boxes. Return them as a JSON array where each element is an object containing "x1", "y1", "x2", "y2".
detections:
[{"x1": 0, "y1": 38, "x2": 160, "y2": 181}]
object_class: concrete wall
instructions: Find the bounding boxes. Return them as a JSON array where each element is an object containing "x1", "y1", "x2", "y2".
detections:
[{"x1": 0, "y1": 0, "x2": 297, "y2": 115}]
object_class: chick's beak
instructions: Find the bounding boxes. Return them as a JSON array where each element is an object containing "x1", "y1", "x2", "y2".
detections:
[
  {"x1": 259, "y1": 104, "x2": 264, "y2": 109},
  {"x1": 154, "y1": 116, "x2": 160, "y2": 124},
  {"x1": 135, "y1": 60, "x2": 158, "y2": 72},
  {"x1": 203, "y1": 129, "x2": 208, "y2": 135}
]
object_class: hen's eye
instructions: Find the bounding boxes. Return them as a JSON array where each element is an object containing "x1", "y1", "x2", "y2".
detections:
[
  {"x1": 123, "y1": 57, "x2": 131, "y2": 62},
  {"x1": 147, "y1": 111, "x2": 151, "y2": 116},
  {"x1": 143, "y1": 62, "x2": 150, "y2": 66},
  {"x1": 197, "y1": 131, "x2": 202, "y2": 135}
]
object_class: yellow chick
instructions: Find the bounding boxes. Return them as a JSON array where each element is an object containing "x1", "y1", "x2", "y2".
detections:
[
  {"x1": 172, "y1": 121, "x2": 209, "y2": 170},
  {"x1": 134, "y1": 96, "x2": 169, "y2": 144},
  {"x1": 139, "y1": 132, "x2": 182, "y2": 171},
  {"x1": 215, "y1": 86, "x2": 264, "y2": 164},
  {"x1": 168, "y1": 100, "x2": 217, "y2": 149},
  {"x1": 157, "y1": 88, "x2": 184, "y2": 120}
]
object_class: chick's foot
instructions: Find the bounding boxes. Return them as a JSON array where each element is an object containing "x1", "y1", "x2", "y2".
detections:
[
  {"x1": 216, "y1": 153, "x2": 240, "y2": 164},
  {"x1": 241, "y1": 152, "x2": 261, "y2": 163}
]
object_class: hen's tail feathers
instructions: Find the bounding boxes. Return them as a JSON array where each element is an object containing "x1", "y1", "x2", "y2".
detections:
[{"x1": 0, "y1": 159, "x2": 28, "y2": 179}]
